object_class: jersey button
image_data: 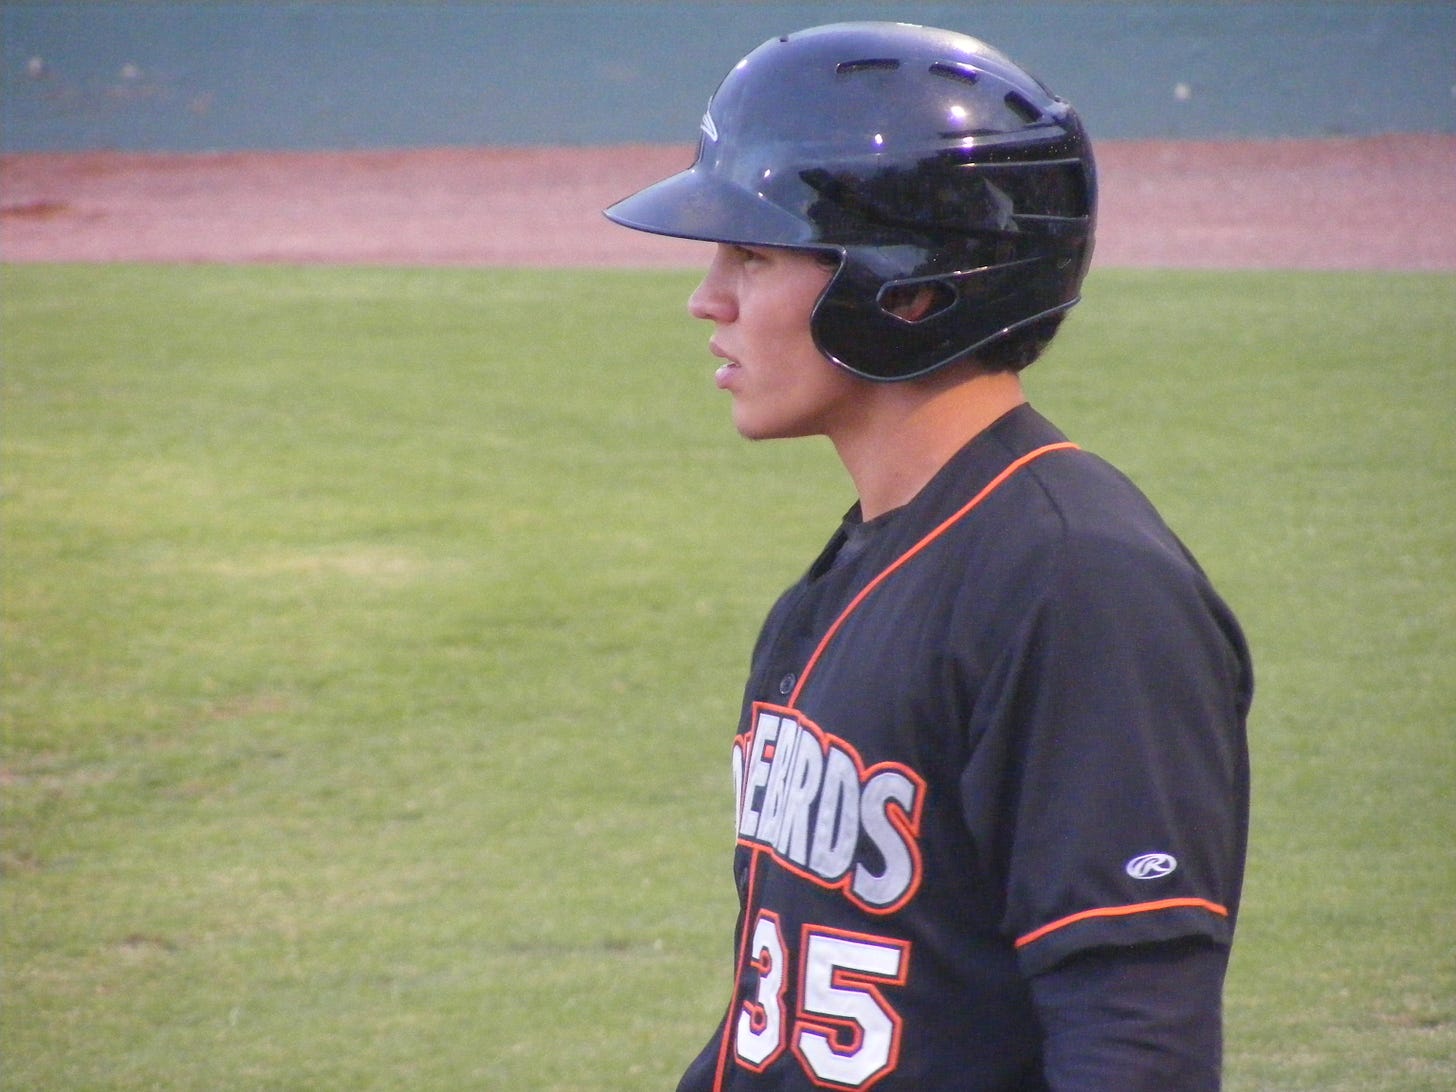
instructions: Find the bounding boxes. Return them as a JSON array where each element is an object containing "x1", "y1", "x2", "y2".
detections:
[{"x1": 778, "y1": 673, "x2": 796, "y2": 696}]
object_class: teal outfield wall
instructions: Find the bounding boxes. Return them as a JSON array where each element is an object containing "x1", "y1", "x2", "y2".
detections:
[{"x1": 2, "y1": 2, "x2": 1453, "y2": 152}]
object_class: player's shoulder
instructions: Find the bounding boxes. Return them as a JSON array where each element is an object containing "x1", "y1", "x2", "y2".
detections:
[
  {"x1": 981, "y1": 406, "x2": 1181, "y2": 548},
  {"x1": 1024, "y1": 445, "x2": 1177, "y2": 546},
  {"x1": 950, "y1": 407, "x2": 1212, "y2": 597}
]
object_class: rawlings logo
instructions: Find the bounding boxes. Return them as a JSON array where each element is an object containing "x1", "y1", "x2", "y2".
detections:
[
  {"x1": 700, "y1": 110, "x2": 719, "y2": 142},
  {"x1": 733, "y1": 704, "x2": 924, "y2": 914},
  {"x1": 1125, "y1": 852, "x2": 1178, "y2": 879}
]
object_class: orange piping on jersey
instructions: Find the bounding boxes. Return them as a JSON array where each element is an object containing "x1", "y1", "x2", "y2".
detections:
[
  {"x1": 786, "y1": 441, "x2": 1079, "y2": 710},
  {"x1": 1014, "y1": 897, "x2": 1230, "y2": 950}
]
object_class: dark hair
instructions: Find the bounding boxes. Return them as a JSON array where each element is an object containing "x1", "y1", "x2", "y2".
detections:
[{"x1": 968, "y1": 313, "x2": 1066, "y2": 374}]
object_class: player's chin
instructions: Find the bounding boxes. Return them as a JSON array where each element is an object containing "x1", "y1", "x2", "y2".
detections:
[
  {"x1": 729, "y1": 402, "x2": 769, "y2": 440},
  {"x1": 732, "y1": 419, "x2": 777, "y2": 442},
  {"x1": 731, "y1": 405, "x2": 810, "y2": 442},
  {"x1": 728, "y1": 388, "x2": 828, "y2": 441}
]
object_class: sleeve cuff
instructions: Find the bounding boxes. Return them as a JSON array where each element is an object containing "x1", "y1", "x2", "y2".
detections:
[{"x1": 1015, "y1": 897, "x2": 1234, "y2": 976}]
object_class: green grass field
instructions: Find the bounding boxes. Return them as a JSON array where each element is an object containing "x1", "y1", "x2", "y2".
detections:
[{"x1": 3, "y1": 263, "x2": 1453, "y2": 1090}]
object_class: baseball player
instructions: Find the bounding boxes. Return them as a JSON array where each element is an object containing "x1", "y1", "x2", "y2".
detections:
[{"x1": 605, "y1": 22, "x2": 1251, "y2": 1091}]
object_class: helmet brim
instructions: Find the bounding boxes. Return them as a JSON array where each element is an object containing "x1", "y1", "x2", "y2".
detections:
[{"x1": 604, "y1": 167, "x2": 824, "y2": 250}]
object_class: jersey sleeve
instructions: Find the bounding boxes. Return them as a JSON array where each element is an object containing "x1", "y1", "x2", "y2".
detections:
[
  {"x1": 1030, "y1": 937, "x2": 1229, "y2": 1090},
  {"x1": 959, "y1": 526, "x2": 1252, "y2": 977}
]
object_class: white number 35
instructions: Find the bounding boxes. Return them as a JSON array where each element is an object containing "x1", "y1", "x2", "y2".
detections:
[{"x1": 735, "y1": 912, "x2": 910, "y2": 1089}]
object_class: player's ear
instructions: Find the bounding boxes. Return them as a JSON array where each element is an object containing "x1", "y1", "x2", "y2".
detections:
[{"x1": 879, "y1": 281, "x2": 957, "y2": 324}]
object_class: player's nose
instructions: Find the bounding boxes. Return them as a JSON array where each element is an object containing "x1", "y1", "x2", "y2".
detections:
[{"x1": 687, "y1": 247, "x2": 736, "y2": 323}]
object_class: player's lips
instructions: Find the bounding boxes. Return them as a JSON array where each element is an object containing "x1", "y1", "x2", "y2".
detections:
[{"x1": 709, "y1": 341, "x2": 741, "y2": 390}]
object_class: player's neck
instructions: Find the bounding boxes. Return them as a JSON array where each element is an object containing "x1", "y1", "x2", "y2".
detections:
[{"x1": 832, "y1": 370, "x2": 1027, "y2": 520}]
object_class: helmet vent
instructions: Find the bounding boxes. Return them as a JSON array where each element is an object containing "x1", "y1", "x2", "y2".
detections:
[
  {"x1": 1003, "y1": 92, "x2": 1043, "y2": 123},
  {"x1": 928, "y1": 62, "x2": 980, "y2": 86},
  {"x1": 837, "y1": 58, "x2": 901, "y2": 75}
]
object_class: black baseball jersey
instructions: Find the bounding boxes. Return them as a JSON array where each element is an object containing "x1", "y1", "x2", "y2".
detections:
[{"x1": 678, "y1": 404, "x2": 1252, "y2": 1091}]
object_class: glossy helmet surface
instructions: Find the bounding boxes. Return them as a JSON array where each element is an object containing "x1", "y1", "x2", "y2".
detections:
[{"x1": 604, "y1": 21, "x2": 1097, "y2": 381}]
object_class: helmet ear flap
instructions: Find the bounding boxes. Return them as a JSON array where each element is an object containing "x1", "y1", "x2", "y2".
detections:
[
  {"x1": 813, "y1": 265, "x2": 975, "y2": 381},
  {"x1": 813, "y1": 257, "x2": 1075, "y2": 381}
]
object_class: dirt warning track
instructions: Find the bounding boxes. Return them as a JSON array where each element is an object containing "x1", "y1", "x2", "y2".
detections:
[{"x1": 2, "y1": 135, "x2": 1453, "y2": 270}]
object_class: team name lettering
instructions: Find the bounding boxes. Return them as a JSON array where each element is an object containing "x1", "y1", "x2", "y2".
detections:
[{"x1": 732, "y1": 703, "x2": 925, "y2": 914}]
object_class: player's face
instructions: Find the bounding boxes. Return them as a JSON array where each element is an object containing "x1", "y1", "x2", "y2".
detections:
[{"x1": 687, "y1": 244, "x2": 867, "y2": 441}]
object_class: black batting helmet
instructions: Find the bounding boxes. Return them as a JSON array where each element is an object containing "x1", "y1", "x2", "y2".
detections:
[{"x1": 604, "y1": 22, "x2": 1097, "y2": 381}]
